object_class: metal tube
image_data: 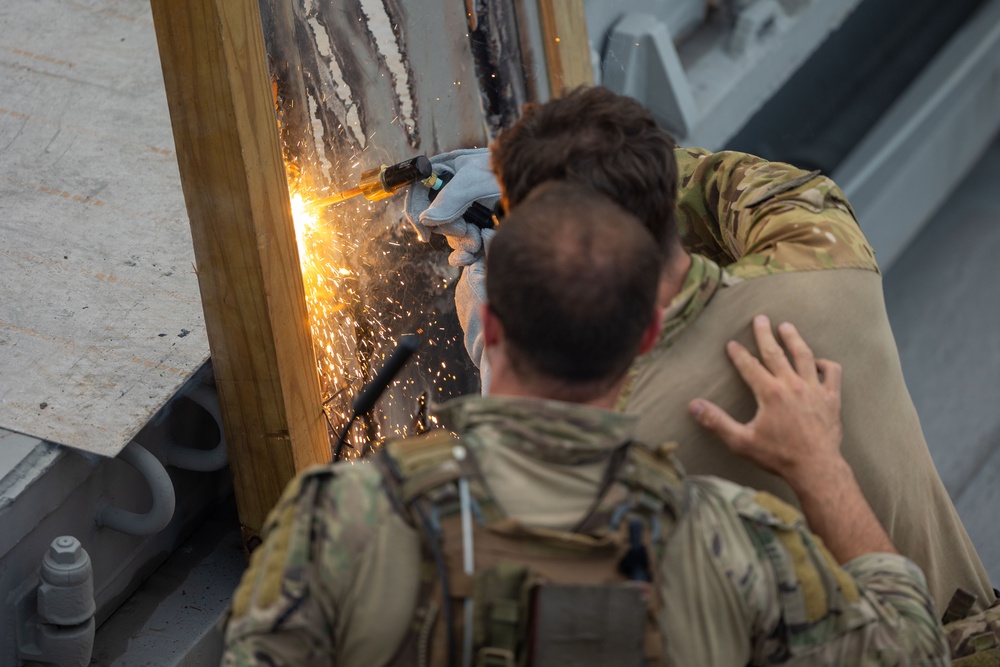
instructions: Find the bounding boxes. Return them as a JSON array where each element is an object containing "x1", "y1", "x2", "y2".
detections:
[
  {"x1": 458, "y1": 472, "x2": 475, "y2": 667},
  {"x1": 308, "y1": 186, "x2": 364, "y2": 210},
  {"x1": 163, "y1": 384, "x2": 229, "y2": 472},
  {"x1": 96, "y1": 441, "x2": 176, "y2": 536}
]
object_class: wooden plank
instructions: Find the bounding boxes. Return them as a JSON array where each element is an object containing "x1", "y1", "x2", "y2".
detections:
[
  {"x1": 149, "y1": 0, "x2": 330, "y2": 539},
  {"x1": 537, "y1": 0, "x2": 595, "y2": 96}
]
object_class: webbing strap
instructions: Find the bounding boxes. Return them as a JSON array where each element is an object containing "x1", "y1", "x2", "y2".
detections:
[
  {"x1": 487, "y1": 601, "x2": 518, "y2": 654},
  {"x1": 571, "y1": 442, "x2": 631, "y2": 533},
  {"x1": 477, "y1": 648, "x2": 514, "y2": 667},
  {"x1": 576, "y1": 442, "x2": 688, "y2": 536},
  {"x1": 473, "y1": 564, "x2": 529, "y2": 667}
]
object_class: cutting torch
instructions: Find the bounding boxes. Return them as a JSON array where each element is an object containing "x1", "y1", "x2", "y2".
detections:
[
  {"x1": 311, "y1": 155, "x2": 495, "y2": 229},
  {"x1": 309, "y1": 156, "x2": 433, "y2": 209}
]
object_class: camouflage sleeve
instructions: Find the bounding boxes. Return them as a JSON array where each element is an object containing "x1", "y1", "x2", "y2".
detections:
[
  {"x1": 737, "y1": 489, "x2": 948, "y2": 665},
  {"x1": 673, "y1": 147, "x2": 880, "y2": 279},
  {"x1": 838, "y1": 553, "x2": 952, "y2": 664},
  {"x1": 221, "y1": 465, "x2": 387, "y2": 667},
  {"x1": 696, "y1": 478, "x2": 948, "y2": 665}
]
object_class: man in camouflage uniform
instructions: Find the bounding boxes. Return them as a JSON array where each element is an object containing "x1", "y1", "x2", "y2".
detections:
[
  {"x1": 407, "y1": 86, "x2": 995, "y2": 617},
  {"x1": 224, "y1": 183, "x2": 948, "y2": 665}
]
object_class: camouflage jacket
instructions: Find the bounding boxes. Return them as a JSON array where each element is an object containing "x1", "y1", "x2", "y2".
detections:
[
  {"x1": 221, "y1": 396, "x2": 947, "y2": 666},
  {"x1": 674, "y1": 147, "x2": 879, "y2": 279}
]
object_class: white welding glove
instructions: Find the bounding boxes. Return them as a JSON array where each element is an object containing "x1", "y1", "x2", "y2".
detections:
[
  {"x1": 455, "y1": 252, "x2": 491, "y2": 393},
  {"x1": 403, "y1": 148, "x2": 501, "y2": 268}
]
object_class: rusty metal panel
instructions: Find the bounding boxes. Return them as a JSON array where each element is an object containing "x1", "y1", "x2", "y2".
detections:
[{"x1": 258, "y1": 0, "x2": 530, "y2": 445}]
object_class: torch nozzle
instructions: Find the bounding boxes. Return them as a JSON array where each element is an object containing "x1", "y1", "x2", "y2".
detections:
[
  {"x1": 309, "y1": 155, "x2": 432, "y2": 211},
  {"x1": 307, "y1": 187, "x2": 365, "y2": 210}
]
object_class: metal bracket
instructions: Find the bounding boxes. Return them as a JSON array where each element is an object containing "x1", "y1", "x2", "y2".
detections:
[
  {"x1": 95, "y1": 442, "x2": 176, "y2": 537},
  {"x1": 728, "y1": 0, "x2": 787, "y2": 56},
  {"x1": 163, "y1": 383, "x2": 229, "y2": 472},
  {"x1": 601, "y1": 12, "x2": 699, "y2": 138}
]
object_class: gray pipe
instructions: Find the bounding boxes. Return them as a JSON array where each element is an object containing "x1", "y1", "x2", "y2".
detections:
[
  {"x1": 96, "y1": 441, "x2": 176, "y2": 536},
  {"x1": 163, "y1": 384, "x2": 229, "y2": 472}
]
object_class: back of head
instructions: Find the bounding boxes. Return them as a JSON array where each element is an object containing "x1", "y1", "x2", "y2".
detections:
[
  {"x1": 486, "y1": 182, "x2": 662, "y2": 397},
  {"x1": 492, "y1": 86, "x2": 679, "y2": 259}
]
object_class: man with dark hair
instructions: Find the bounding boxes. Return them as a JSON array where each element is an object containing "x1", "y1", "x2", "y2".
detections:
[
  {"x1": 490, "y1": 89, "x2": 680, "y2": 256},
  {"x1": 224, "y1": 182, "x2": 947, "y2": 666},
  {"x1": 484, "y1": 185, "x2": 661, "y2": 395},
  {"x1": 403, "y1": 85, "x2": 995, "y2": 616}
]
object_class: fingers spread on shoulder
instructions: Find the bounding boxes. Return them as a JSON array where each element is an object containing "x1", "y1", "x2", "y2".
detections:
[
  {"x1": 777, "y1": 322, "x2": 818, "y2": 383},
  {"x1": 726, "y1": 339, "x2": 773, "y2": 394},
  {"x1": 752, "y1": 315, "x2": 793, "y2": 377},
  {"x1": 816, "y1": 358, "x2": 843, "y2": 396}
]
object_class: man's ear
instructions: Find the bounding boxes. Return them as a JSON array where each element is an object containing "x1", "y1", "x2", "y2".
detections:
[
  {"x1": 638, "y1": 306, "x2": 663, "y2": 355},
  {"x1": 481, "y1": 302, "x2": 502, "y2": 348}
]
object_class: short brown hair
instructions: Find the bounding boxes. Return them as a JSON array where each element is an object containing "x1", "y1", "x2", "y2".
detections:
[
  {"x1": 491, "y1": 86, "x2": 679, "y2": 257},
  {"x1": 486, "y1": 182, "x2": 662, "y2": 393}
]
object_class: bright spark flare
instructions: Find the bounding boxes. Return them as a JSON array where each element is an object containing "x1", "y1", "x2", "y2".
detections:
[{"x1": 283, "y1": 146, "x2": 470, "y2": 458}]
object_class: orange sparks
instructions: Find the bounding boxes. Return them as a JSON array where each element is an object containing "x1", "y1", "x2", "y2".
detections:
[{"x1": 289, "y1": 185, "x2": 363, "y2": 448}]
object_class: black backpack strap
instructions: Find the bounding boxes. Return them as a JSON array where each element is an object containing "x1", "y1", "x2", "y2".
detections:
[
  {"x1": 571, "y1": 441, "x2": 633, "y2": 533},
  {"x1": 574, "y1": 441, "x2": 689, "y2": 540}
]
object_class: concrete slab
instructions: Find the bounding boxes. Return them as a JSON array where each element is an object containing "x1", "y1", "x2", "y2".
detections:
[{"x1": 0, "y1": 0, "x2": 209, "y2": 456}]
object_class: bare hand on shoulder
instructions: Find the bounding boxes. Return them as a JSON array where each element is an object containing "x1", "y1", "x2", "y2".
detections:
[{"x1": 688, "y1": 315, "x2": 845, "y2": 489}]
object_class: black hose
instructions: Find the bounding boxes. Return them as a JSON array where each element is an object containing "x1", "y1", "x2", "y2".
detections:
[{"x1": 334, "y1": 335, "x2": 419, "y2": 461}]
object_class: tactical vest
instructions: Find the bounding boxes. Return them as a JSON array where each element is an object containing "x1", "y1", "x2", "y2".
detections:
[
  {"x1": 943, "y1": 592, "x2": 1000, "y2": 665},
  {"x1": 376, "y1": 430, "x2": 688, "y2": 667}
]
